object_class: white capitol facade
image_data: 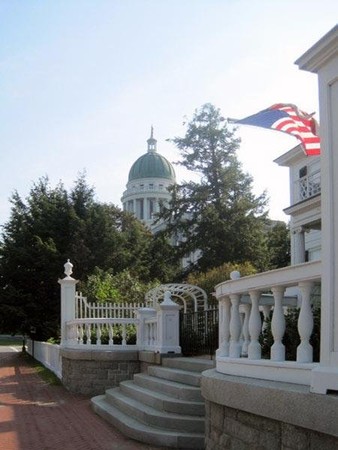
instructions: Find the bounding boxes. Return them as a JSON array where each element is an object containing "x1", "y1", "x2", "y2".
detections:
[{"x1": 121, "y1": 128, "x2": 176, "y2": 230}]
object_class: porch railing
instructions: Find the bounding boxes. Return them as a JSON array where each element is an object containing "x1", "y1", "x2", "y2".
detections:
[
  {"x1": 143, "y1": 316, "x2": 158, "y2": 348},
  {"x1": 65, "y1": 317, "x2": 138, "y2": 347},
  {"x1": 295, "y1": 169, "x2": 321, "y2": 203},
  {"x1": 59, "y1": 263, "x2": 181, "y2": 354},
  {"x1": 215, "y1": 261, "x2": 321, "y2": 386}
]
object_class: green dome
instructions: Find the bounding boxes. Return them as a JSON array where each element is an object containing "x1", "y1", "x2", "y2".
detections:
[{"x1": 128, "y1": 151, "x2": 176, "y2": 182}]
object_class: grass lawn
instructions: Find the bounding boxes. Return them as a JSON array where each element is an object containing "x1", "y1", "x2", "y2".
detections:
[
  {"x1": 0, "y1": 335, "x2": 24, "y2": 346},
  {"x1": 20, "y1": 352, "x2": 62, "y2": 385},
  {"x1": 0, "y1": 336, "x2": 62, "y2": 386}
]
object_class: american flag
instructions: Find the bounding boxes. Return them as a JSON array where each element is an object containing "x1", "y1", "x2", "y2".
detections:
[{"x1": 231, "y1": 103, "x2": 320, "y2": 156}]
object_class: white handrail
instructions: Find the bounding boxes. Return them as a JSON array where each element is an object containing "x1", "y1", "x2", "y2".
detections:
[{"x1": 215, "y1": 261, "x2": 321, "y2": 386}]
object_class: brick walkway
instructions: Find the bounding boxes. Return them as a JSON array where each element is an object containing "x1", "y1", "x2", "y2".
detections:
[{"x1": 0, "y1": 348, "x2": 166, "y2": 450}]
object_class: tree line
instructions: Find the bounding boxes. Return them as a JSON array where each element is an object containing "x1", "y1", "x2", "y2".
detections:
[{"x1": 0, "y1": 103, "x2": 290, "y2": 340}]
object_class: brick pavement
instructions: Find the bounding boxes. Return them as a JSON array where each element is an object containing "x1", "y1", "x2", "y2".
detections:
[{"x1": 0, "y1": 348, "x2": 167, "y2": 450}]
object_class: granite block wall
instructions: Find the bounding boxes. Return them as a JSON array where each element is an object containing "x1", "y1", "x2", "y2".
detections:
[{"x1": 61, "y1": 349, "x2": 140, "y2": 395}]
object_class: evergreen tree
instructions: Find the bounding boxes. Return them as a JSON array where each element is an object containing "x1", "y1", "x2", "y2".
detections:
[
  {"x1": 266, "y1": 221, "x2": 291, "y2": 269},
  {"x1": 158, "y1": 103, "x2": 268, "y2": 272},
  {"x1": 0, "y1": 175, "x2": 155, "y2": 339}
]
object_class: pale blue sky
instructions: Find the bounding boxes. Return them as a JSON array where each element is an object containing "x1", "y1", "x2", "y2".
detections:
[{"x1": 0, "y1": 0, "x2": 337, "y2": 225}]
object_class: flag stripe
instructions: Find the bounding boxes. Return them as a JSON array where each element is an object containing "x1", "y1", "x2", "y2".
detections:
[{"x1": 233, "y1": 103, "x2": 320, "y2": 156}]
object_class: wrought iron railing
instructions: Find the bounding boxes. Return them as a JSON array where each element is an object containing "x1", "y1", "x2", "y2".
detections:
[{"x1": 180, "y1": 309, "x2": 218, "y2": 358}]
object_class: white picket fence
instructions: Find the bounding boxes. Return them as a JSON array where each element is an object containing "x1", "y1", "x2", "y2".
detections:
[
  {"x1": 75, "y1": 292, "x2": 146, "y2": 319},
  {"x1": 68, "y1": 292, "x2": 146, "y2": 347},
  {"x1": 26, "y1": 339, "x2": 62, "y2": 379}
]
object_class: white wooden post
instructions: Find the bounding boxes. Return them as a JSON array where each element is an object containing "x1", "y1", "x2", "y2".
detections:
[
  {"x1": 293, "y1": 227, "x2": 306, "y2": 265},
  {"x1": 58, "y1": 260, "x2": 78, "y2": 347},
  {"x1": 155, "y1": 291, "x2": 181, "y2": 354},
  {"x1": 296, "y1": 26, "x2": 338, "y2": 393}
]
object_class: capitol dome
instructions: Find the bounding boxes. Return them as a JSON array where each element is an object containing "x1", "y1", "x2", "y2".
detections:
[
  {"x1": 128, "y1": 151, "x2": 176, "y2": 182},
  {"x1": 121, "y1": 128, "x2": 176, "y2": 229}
]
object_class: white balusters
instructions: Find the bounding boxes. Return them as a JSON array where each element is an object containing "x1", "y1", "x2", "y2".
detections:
[
  {"x1": 145, "y1": 321, "x2": 150, "y2": 345},
  {"x1": 96, "y1": 323, "x2": 102, "y2": 345},
  {"x1": 150, "y1": 322, "x2": 156, "y2": 346},
  {"x1": 248, "y1": 290, "x2": 262, "y2": 360},
  {"x1": 229, "y1": 294, "x2": 242, "y2": 358},
  {"x1": 86, "y1": 323, "x2": 92, "y2": 345},
  {"x1": 151, "y1": 322, "x2": 156, "y2": 345},
  {"x1": 122, "y1": 324, "x2": 127, "y2": 346},
  {"x1": 78, "y1": 324, "x2": 84, "y2": 344},
  {"x1": 108, "y1": 324, "x2": 114, "y2": 346},
  {"x1": 144, "y1": 320, "x2": 158, "y2": 347},
  {"x1": 241, "y1": 303, "x2": 251, "y2": 357},
  {"x1": 297, "y1": 281, "x2": 314, "y2": 363},
  {"x1": 271, "y1": 286, "x2": 286, "y2": 361}
]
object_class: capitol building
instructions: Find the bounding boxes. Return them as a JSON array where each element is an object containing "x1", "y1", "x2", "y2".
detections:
[{"x1": 121, "y1": 128, "x2": 176, "y2": 230}]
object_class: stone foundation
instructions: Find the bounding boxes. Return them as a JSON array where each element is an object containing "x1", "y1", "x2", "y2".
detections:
[
  {"x1": 61, "y1": 348, "x2": 140, "y2": 395},
  {"x1": 202, "y1": 369, "x2": 338, "y2": 450}
]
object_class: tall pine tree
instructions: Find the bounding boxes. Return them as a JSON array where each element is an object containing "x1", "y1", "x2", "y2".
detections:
[{"x1": 158, "y1": 103, "x2": 269, "y2": 272}]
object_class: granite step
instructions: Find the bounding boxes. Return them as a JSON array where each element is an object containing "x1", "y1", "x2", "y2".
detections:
[
  {"x1": 91, "y1": 394, "x2": 205, "y2": 449},
  {"x1": 133, "y1": 372, "x2": 203, "y2": 402},
  {"x1": 105, "y1": 387, "x2": 205, "y2": 433},
  {"x1": 91, "y1": 357, "x2": 208, "y2": 448},
  {"x1": 162, "y1": 356, "x2": 215, "y2": 373},
  {"x1": 147, "y1": 365, "x2": 202, "y2": 386},
  {"x1": 119, "y1": 379, "x2": 205, "y2": 416}
]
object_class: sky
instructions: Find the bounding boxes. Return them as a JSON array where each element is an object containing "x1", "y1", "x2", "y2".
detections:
[{"x1": 0, "y1": 1, "x2": 337, "y2": 226}]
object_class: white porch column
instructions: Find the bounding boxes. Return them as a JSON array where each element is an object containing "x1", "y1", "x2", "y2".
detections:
[
  {"x1": 293, "y1": 227, "x2": 306, "y2": 264},
  {"x1": 296, "y1": 26, "x2": 338, "y2": 394},
  {"x1": 58, "y1": 260, "x2": 78, "y2": 347},
  {"x1": 144, "y1": 197, "x2": 149, "y2": 220}
]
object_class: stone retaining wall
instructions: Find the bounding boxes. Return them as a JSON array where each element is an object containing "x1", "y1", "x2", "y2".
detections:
[
  {"x1": 202, "y1": 369, "x2": 338, "y2": 450},
  {"x1": 205, "y1": 401, "x2": 338, "y2": 450},
  {"x1": 61, "y1": 348, "x2": 140, "y2": 396}
]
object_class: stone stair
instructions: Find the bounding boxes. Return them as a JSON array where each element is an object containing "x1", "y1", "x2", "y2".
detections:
[{"x1": 91, "y1": 357, "x2": 214, "y2": 449}]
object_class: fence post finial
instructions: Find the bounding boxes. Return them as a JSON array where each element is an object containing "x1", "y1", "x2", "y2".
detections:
[
  {"x1": 230, "y1": 271, "x2": 241, "y2": 280},
  {"x1": 162, "y1": 290, "x2": 175, "y2": 305},
  {"x1": 59, "y1": 260, "x2": 78, "y2": 346},
  {"x1": 64, "y1": 259, "x2": 73, "y2": 277}
]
